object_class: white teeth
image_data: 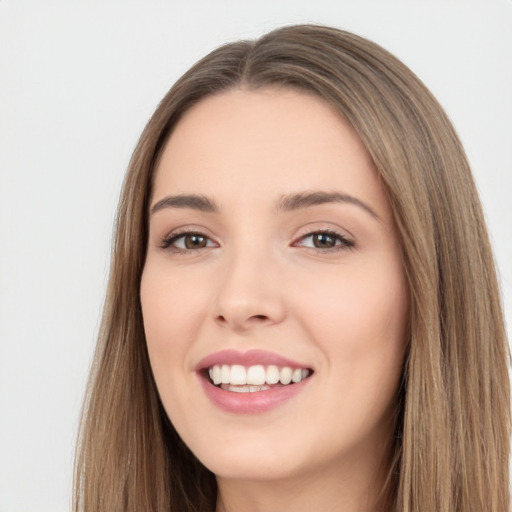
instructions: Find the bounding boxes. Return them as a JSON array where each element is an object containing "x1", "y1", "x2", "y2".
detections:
[
  {"x1": 220, "y1": 384, "x2": 271, "y2": 393},
  {"x1": 247, "y1": 365, "x2": 266, "y2": 385},
  {"x1": 221, "y1": 364, "x2": 230, "y2": 384},
  {"x1": 228, "y1": 385, "x2": 249, "y2": 393},
  {"x1": 212, "y1": 365, "x2": 221, "y2": 385},
  {"x1": 266, "y1": 365, "x2": 280, "y2": 384},
  {"x1": 280, "y1": 367, "x2": 293, "y2": 385},
  {"x1": 208, "y1": 364, "x2": 311, "y2": 388},
  {"x1": 249, "y1": 385, "x2": 269, "y2": 392},
  {"x1": 292, "y1": 368, "x2": 302, "y2": 383},
  {"x1": 230, "y1": 365, "x2": 246, "y2": 385}
]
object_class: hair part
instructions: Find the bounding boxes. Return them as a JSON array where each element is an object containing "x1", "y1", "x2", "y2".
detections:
[{"x1": 74, "y1": 24, "x2": 510, "y2": 512}]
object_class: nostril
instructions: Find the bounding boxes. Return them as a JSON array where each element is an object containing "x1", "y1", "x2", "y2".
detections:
[{"x1": 214, "y1": 310, "x2": 275, "y2": 329}]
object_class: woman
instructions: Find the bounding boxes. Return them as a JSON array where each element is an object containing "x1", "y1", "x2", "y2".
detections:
[{"x1": 74, "y1": 25, "x2": 510, "y2": 512}]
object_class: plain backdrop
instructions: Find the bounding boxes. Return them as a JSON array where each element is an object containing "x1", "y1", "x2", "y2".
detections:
[{"x1": 1, "y1": 1, "x2": 511, "y2": 511}]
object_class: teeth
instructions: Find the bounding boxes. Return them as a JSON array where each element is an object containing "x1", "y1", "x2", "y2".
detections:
[
  {"x1": 227, "y1": 385, "x2": 249, "y2": 393},
  {"x1": 212, "y1": 366, "x2": 221, "y2": 385},
  {"x1": 208, "y1": 364, "x2": 311, "y2": 387},
  {"x1": 292, "y1": 368, "x2": 302, "y2": 383},
  {"x1": 220, "y1": 384, "x2": 271, "y2": 393},
  {"x1": 280, "y1": 367, "x2": 292, "y2": 385},
  {"x1": 247, "y1": 365, "x2": 266, "y2": 385},
  {"x1": 249, "y1": 385, "x2": 268, "y2": 392},
  {"x1": 266, "y1": 365, "x2": 280, "y2": 384},
  {"x1": 221, "y1": 364, "x2": 230, "y2": 384},
  {"x1": 230, "y1": 365, "x2": 246, "y2": 385}
]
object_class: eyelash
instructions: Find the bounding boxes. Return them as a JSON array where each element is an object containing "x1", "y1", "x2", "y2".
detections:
[
  {"x1": 159, "y1": 229, "x2": 355, "y2": 253},
  {"x1": 159, "y1": 230, "x2": 214, "y2": 252},
  {"x1": 294, "y1": 229, "x2": 355, "y2": 252}
]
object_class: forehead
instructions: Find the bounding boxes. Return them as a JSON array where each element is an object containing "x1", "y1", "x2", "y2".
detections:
[{"x1": 153, "y1": 87, "x2": 386, "y2": 216}]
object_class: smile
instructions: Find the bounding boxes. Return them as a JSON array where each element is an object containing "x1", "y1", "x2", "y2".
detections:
[
  {"x1": 208, "y1": 364, "x2": 311, "y2": 391},
  {"x1": 196, "y1": 349, "x2": 314, "y2": 413}
]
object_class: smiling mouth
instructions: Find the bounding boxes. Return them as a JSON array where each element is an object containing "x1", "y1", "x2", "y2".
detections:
[{"x1": 205, "y1": 364, "x2": 312, "y2": 393}]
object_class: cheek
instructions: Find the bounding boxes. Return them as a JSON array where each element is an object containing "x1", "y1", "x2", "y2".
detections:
[
  {"x1": 140, "y1": 265, "x2": 215, "y2": 437},
  {"x1": 297, "y1": 260, "x2": 408, "y2": 399},
  {"x1": 141, "y1": 262, "x2": 207, "y2": 338},
  {"x1": 140, "y1": 266, "x2": 208, "y2": 386}
]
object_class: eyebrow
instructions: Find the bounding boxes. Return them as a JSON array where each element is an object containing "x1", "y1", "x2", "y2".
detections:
[
  {"x1": 277, "y1": 191, "x2": 381, "y2": 221},
  {"x1": 151, "y1": 194, "x2": 218, "y2": 214},
  {"x1": 150, "y1": 190, "x2": 380, "y2": 221}
]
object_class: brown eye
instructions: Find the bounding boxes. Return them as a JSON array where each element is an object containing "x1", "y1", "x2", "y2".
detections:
[
  {"x1": 184, "y1": 234, "x2": 208, "y2": 249},
  {"x1": 161, "y1": 231, "x2": 216, "y2": 251},
  {"x1": 295, "y1": 230, "x2": 355, "y2": 251},
  {"x1": 312, "y1": 233, "x2": 337, "y2": 249}
]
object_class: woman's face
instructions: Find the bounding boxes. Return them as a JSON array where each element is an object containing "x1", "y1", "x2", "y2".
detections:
[{"x1": 141, "y1": 88, "x2": 408, "y2": 485}]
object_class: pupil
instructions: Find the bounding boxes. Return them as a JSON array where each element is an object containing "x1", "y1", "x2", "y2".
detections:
[
  {"x1": 185, "y1": 235, "x2": 206, "y2": 249},
  {"x1": 314, "y1": 233, "x2": 335, "y2": 248}
]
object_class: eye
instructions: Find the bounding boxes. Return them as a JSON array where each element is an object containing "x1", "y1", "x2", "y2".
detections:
[
  {"x1": 160, "y1": 231, "x2": 216, "y2": 251},
  {"x1": 295, "y1": 230, "x2": 354, "y2": 251}
]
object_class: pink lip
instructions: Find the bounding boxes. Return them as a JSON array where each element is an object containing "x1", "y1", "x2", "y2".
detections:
[
  {"x1": 195, "y1": 349, "x2": 313, "y2": 414},
  {"x1": 199, "y1": 378, "x2": 311, "y2": 414},
  {"x1": 195, "y1": 349, "x2": 309, "y2": 371}
]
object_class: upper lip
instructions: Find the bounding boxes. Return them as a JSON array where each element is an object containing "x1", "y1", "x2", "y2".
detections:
[{"x1": 195, "y1": 349, "x2": 311, "y2": 371}]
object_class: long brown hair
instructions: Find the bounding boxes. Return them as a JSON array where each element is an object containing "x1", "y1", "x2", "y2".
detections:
[{"x1": 74, "y1": 24, "x2": 510, "y2": 512}]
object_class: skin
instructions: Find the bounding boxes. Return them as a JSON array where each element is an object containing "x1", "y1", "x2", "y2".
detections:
[{"x1": 140, "y1": 88, "x2": 409, "y2": 512}]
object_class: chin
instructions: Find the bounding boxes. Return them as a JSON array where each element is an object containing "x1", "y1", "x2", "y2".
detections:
[
  {"x1": 204, "y1": 455, "x2": 305, "y2": 482},
  {"x1": 184, "y1": 432, "x2": 308, "y2": 482}
]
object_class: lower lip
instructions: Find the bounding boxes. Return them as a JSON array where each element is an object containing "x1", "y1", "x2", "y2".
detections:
[{"x1": 199, "y1": 376, "x2": 311, "y2": 414}]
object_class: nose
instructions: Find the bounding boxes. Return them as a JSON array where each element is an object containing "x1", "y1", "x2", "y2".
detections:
[{"x1": 212, "y1": 249, "x2": 286, "y2": 332}]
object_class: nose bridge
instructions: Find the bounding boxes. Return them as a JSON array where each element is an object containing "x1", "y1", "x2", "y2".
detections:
[{"x1": 212, "y1": 238, "x2": 285, "y2": 330}]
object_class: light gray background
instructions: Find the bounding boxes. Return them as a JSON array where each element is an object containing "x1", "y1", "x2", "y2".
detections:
[{"x1": 1, "y1": 1, "x2": 511, "y2": 511}]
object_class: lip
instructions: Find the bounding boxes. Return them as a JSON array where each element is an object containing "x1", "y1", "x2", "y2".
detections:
[
  {"x1": 195, "y1": 349, "x2": 313, "y2": 414},
  {"x1": 199, "y1": 378, "x2": 310, "y2": 414},
  {"x1": 195, "y1": 349, "x2": 309, "y2": 371}
]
